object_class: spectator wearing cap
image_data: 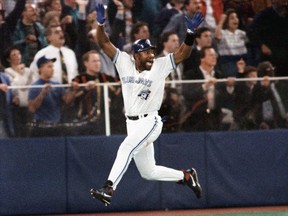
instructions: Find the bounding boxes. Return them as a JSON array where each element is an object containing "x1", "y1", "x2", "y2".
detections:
[{"x1": 27, "y1": 55, "x2": 76, "y2": 137}]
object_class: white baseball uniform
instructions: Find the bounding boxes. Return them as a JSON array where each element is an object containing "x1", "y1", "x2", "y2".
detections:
[{"x1": 107, "y1": 49, "x2": 184, "y2": 189}]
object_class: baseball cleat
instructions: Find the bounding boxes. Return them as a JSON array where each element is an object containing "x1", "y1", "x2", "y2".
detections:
[
  {"x1": 90, "y1": 180, "x2": 113, "y2": 206},
  {"x1": 182, "y1": 168, "x2": 202, "y2": 199}
]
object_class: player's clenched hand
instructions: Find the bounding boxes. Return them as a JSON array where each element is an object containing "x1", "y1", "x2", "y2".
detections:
[
  {"x1": 185, "y1": 11, "x2": 204, "y2": 34},
  {"x1": 95, "y1": 3, "x2": 106, "y2": 26}
]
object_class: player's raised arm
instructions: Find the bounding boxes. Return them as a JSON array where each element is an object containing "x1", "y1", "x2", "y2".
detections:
[
  {"x1": 173, "y1": 11, "x2": 204, "y2": 65},
  {"x1": 95, "y1": 3, "x2": 117, "y2": 60}
]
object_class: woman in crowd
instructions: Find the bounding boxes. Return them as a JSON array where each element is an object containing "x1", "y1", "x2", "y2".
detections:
[
  {"x1": 4, "y1": 46, "x2": 33, "y2": 137},
  {"x1": 215, "y1": 8, "x2": 248, "y2": 77}
]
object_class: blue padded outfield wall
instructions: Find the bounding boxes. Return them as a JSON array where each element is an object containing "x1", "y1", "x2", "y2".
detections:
[{"x1": 0, "y1": 130, "x2": 288, "y2": 215}]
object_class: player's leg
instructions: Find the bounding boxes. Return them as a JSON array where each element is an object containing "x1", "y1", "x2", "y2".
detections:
[
  {"x1": 107, "y1": 116, "x2": 163, "y2": 188},
  {"x1": 134, "y1": 129, "x2": 202, "y2": 199},
  {"x1": 134, "y1": 142, "x2": 184, "y2": 181},
  {"x1": 90, "y1": 115, "x2": 163, "y2": 205}
]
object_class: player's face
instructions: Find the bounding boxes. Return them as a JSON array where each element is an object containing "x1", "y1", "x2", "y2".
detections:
[{"x1": 136, "y1": 49, "x2": 155, "y2": 71}]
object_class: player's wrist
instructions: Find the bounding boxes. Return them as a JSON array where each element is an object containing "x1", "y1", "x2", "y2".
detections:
[
  {"x1": 97, "y1": 22, "x2": 105, "y2": 26},
  {"x1": 184, "y1": 32, "x2": 195, "y2": 46}
]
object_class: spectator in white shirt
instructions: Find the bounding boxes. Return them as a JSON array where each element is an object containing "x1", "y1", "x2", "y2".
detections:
[
  {"x1": 4, "y1": 45, "x2": 33, "y2": 137},
  {"x1": 215, "y1": 9, "x2": 248, "y2": 77},
  {"x1": 30, "y1": 24, "x2": 78, "y2": 84}
]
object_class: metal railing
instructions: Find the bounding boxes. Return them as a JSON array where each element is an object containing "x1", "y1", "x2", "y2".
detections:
[{"x1": 4, "y1": 76, "x2": 288, "y2": 137}]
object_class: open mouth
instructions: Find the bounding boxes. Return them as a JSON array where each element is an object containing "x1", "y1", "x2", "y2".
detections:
[{"x1": 146, "y1": 60, "x2": 154, "y2": 67}]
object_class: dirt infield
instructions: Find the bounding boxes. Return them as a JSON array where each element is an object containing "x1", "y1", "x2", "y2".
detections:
[{"x1": 50, "y1": 205, "x2": 288, "y2": 216}]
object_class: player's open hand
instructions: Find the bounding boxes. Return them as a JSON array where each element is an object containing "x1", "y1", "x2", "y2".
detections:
[
  {"x1": 95, "y1": 3, "x2": 106, "y2": 26},
  {"x1": 185, "y1": 11, "x2": 204, "y2": 34}
]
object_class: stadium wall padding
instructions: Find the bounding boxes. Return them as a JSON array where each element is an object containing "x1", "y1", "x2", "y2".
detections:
[{"x1": 0, "y1": 130, "x2": 288, "y2": 215}]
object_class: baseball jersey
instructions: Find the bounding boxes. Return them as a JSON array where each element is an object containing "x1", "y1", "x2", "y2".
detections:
[{"x1": 113, "y1": 49, "x2": 176, "y2": 116}]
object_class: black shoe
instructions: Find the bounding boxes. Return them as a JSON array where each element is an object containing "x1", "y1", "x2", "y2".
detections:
[
  {"x1": 183, "y1": 168, "x2": 202, "y2": 199},
  {"x1": 90, "y1": 180, "x2": 113, "y2": 206}
]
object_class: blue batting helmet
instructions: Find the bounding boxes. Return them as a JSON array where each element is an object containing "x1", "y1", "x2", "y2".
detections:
[{"x1": 132, "y1": 39, "x2": 156, "y2": 54}]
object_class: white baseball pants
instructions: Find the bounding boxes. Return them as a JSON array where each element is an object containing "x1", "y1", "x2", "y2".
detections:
[{"x1": 107, "y1": 114, "x2": 184, "y2": 190}]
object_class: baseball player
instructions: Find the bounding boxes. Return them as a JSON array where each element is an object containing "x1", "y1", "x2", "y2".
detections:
[{"x1": 90, "y1": 3, "x2": 204, "y2": 206}]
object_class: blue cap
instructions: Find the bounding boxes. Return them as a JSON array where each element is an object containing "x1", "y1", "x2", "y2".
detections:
[
  {"x1": 132, "y1": 39, "x2": 156, "y2": 54},
  {"x1": 37, "y1": 55, "x2": 56, "y2": 68}
]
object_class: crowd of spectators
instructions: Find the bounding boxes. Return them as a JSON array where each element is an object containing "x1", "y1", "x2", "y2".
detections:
[{"x1": 0, "y1": 0, "x2": 288, "y2": 138}]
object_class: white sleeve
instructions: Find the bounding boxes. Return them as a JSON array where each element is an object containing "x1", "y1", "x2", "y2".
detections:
[
  {"x1": 113, "y1": 49, "x2": 134, "y2": 77},
  {"x1": 154, "y1": 53, "x2": 176, "y2": 78}
]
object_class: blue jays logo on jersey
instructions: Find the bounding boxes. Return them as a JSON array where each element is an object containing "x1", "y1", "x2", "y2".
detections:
[
  {"x1": 138, "y1": 90, "x2": 151, "y2": 100},
  {"x1": 121, "y1": 76, "x2": 152, "y2": 87}
]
